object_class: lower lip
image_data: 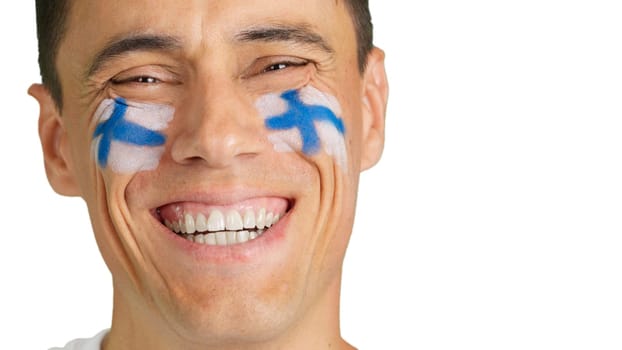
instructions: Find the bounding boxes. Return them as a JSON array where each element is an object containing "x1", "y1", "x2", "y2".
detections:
[{"x1": 156, "y1": 211, "x2": 292, "y2": 264}]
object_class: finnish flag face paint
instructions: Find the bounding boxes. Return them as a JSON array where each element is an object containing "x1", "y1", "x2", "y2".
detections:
[
  {"x1": 91, "y1": 98, "x2": 174, "y2": 174},
  {"x1": 255, "y1": 86, "x2": 348, "y2": 170}
]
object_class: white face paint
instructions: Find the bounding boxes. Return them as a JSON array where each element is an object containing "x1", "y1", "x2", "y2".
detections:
[
  {"x1": 255, "y1": 86, "x2": 348, "y2": 171},
  {"x1": 91, "y1": 98, "x2": 174, "y2": 174}
]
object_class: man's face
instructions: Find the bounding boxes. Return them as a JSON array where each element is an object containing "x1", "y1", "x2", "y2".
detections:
[{"x1": 39, "y1": 0, "x2": 386, "y2": 345}]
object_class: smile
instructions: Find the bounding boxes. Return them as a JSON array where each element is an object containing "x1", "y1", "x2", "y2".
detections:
[{"x1": 156, "y1": 198, "x2": 291, "y2": 246}]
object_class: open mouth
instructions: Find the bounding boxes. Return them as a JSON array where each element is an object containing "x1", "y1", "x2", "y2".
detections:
[{"x1": 156, "y1": 198, "x2": 291, "y2": 246}]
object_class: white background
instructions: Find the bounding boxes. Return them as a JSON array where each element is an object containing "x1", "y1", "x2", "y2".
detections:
[{"x1": 1, "y1": 1, "x2": 621, "y2": 349}]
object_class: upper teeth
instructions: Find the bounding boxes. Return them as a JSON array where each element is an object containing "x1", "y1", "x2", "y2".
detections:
[{"x1": 165, "y1": 208, "x2": 282, "y2": 235}]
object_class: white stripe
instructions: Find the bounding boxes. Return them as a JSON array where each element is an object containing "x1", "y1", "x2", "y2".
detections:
[
  {"x1": 255, "y1": 86, "x2": 348, "y2": 171},
  {"x1": 122, "y1": 100, "x2": 174, "y2": 130},
  {"x1": 298, "y1": 85, "x2": 342, "y2": 115},
  {"x1": 91, "y1": 98, "x2": 175, "y2": 174}
]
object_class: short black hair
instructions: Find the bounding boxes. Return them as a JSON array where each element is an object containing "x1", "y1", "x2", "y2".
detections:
[
  {"x1": 344, "y1": 0, "x2": 374, "y2": 72},
  {"x1": 35, "y1": 0, "x2": 373, "y2": 109},
  {"x1": 35, "y1": 0, "x2": 70, "y2": 110}
]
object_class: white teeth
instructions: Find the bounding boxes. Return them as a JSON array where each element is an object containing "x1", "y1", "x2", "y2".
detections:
[
  {"x1": 207, "y1": 210, "x2": 225, "y2": 231},
  {"x1": 206, "y1": 233, "x2": 217, "y2": 245},
  {"x1": 195, "y1": 213, "x2": 208, "y2": 232},
  {"x1": 181, "y1": 229, "x2": 267, "y2": 246},
  {"x1": 226, "y1": 210, "x2": 244, "y2": 230},
  {"x1": 226, "y1": 230, "x2": 237, "y2": 245},
  {"x1": 184, "y1": 230, "x2": 264, "y2": 246},
  {"x1": 272, "y1": 214, "x2": 280, "y2": 228},
  {"x1": 238, "y1": 230, "x2": 250, "y2": 243},
  {"x1": 265, "y1": 212, "x2": 274, "y2": 228},
  {"x1": 167, "y1": 207, "x2": 285, "y2": 246},
  {"x1": 215, "y1": 231, "x2": 227, "y2": 246},
  {"x1": 184, "y1": 214, "x2": 196, "y2": 234},
  {"x1": 243, "y1": 209, "x2": 256, "y2": 229},
  {"x1": 256, "y1": 208, "x2": 266, "y2": 229},
  {"x1": 195, "y1": 234, "x2": 205, "y2": 244}
]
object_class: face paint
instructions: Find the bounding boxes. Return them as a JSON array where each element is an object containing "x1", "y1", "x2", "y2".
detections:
[
  {"x1": 91, "y1": 98, "x2": 174, "y2": 174},
  {"x1": 255, "y1": 86, "x2": 348, "y2": 170}
]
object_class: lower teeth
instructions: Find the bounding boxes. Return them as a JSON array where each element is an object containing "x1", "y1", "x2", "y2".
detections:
[{"x1": 181, "y1": 229, "x2": 265, "y2": 246}]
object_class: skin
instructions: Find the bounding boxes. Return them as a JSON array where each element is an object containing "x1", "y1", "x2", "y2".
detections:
[{"x1": 29, "y1": 1, "x2": 388, "y2": 349}]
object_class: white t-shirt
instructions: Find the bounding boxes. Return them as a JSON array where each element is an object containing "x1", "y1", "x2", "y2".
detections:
[{"x1": 49, "y1": 330, "x2": 108, "y2": 350}]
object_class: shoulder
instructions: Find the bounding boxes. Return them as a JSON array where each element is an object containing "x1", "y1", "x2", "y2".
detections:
[{"x1": 49, "y1": 329, "x2": 109, "y2": 350}]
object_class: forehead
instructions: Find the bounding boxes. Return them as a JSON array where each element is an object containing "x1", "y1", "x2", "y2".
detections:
[{"x1": 59, "y1": 0, "x2": 354, "y2": 64}]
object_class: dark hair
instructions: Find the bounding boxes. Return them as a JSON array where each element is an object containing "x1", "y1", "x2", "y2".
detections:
[
  {"x1": 35, "y1": 0, "x2": 70, "y2": 110},
  {"x1": 344, "y1": 0, "x2": 374, "y2": 72},
  {"x1": 35, "y1": 0, "x2": 373, "y2": 109}
]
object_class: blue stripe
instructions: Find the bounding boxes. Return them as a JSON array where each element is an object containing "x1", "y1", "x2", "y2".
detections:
[
  {"x1": 93, "y1": 98, "x2": 167, "y2": 168},
  {"x1": 264, "y1": 90, "x2": 345, "y2": 155}
]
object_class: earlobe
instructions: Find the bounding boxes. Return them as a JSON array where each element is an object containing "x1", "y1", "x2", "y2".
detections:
[
  {"x1": 28, "y1": 84, "x2": 81, "y2": 196},
  {"x1": 360, "y1": 47, "x2": 389, "y2": 171}
]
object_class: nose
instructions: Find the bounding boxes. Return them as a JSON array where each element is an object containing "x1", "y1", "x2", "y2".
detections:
[{"x1": 170, "y1": 80, "x2": 266, "y2": 169}]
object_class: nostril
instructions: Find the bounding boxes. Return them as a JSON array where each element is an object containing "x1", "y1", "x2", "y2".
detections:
[{"x1": 170, "y1": 134, "x2": 266, "y2": 169}]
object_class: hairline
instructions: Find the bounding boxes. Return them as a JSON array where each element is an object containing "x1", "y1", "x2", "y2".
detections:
[{"x1": 43, "y1": 0, "x2": 372, "y2": 110}]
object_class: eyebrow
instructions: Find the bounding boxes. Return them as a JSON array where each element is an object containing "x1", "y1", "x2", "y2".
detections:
[
  {"x1": 234, "y1": 24, "x2": 335, "y2": 54},
  {"x1": 86, "y1": 34, "x2": 182, "y2": 79}
]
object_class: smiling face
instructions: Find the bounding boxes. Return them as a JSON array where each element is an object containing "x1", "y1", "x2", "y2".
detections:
[{"x1": 31, "y1": 0, "x2": 387, "y2": 348}]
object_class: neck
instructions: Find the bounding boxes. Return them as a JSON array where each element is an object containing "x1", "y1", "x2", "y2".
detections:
[{"x1": 102, "y1": 275, "x2": 355, "y2": 350}]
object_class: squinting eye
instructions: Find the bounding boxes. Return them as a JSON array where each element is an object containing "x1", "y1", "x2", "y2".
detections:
[
  {"x1": 264, "y1": 63, "x2": 288, "y2": 72},
  {"x1": 262, "y1": 61, "x2": 308, "y2": 74},
  {"x1": 134, "y1": 76, "x2": 159, "y2": 84},
  {"x1": 112, "y1": 76, "x2": 160, "y2": 85}
]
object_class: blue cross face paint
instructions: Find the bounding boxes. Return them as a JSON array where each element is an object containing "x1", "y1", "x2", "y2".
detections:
[
  {"x1": 255, "y1": 86, "x2": 348, "y2": 170},
  {"x1": 91, "y1": 98, "x2": 174, "y2": 174}
]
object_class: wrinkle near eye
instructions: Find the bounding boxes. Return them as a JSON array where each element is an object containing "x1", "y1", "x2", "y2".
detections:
[
  {"x1": 241, "y1": 55, "x2": 311, "y2": 79},
  {"x1": 242, "y1": 63, "x2": 315, "y2": 95}
]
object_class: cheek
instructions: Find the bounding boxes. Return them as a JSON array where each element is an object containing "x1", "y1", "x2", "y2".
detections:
[
  {"x1": 91, "y1": 98, "x2": 174, "y2": 174},
  {"x1": 254, "y1": 85, "x2": 348, "y2": 171}
]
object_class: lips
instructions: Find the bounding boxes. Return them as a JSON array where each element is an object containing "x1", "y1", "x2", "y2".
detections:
[{"x1": 155, "y1": 197, "x2": 291, "y2": 246}]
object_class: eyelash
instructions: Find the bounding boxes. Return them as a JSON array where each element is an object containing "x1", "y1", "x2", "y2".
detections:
[
  {"x1": 262, "y1": 60, "x2": 309, "y2": 74},
  {"x1": 111, "y1": 76, "x2": 160, "y2": 85},
  {"x1": 110, "y1": 59, "x2": 309, "y2": 85}
]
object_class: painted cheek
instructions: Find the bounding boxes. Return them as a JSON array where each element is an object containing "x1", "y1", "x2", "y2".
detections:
[
  {"x1": 91, "y1": 98, "x2": 174, "y2": 174},
  {"x1": 254, "y1": 86, "x2": 348, "y2": 171}
]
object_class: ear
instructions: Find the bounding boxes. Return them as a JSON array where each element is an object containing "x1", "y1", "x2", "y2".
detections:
[
  {"x1": 28, "y1": 84, "x2": 80, "y2": 196},
  {"x1": 359, "y1": 47, "x2": 389, "y2": 171}
]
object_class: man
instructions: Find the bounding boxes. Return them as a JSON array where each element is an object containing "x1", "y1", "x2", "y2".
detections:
[{"x1": 30, "y1": 0, "x2": 388, "y2": 349}]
